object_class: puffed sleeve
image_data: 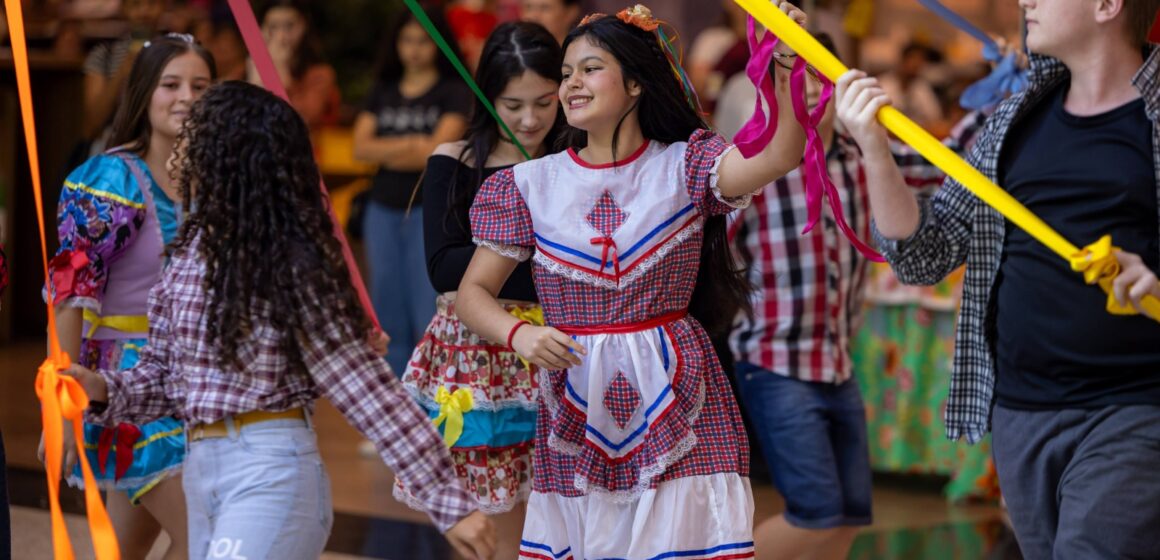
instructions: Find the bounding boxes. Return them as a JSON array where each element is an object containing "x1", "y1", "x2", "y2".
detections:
[
  {"x1": 468, "y1": 167, "x2": 535, "y2": 261},
  {"x1": 683, "y1": 128, "x2": 753, "y2": 217},
  {"x1": 49, "y1": 156, "x2": 146, "y2": 311}
]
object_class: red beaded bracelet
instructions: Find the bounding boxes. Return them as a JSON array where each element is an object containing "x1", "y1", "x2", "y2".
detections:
[{"x1": 507, "y1": 320, "x2": 530, "y2": 350}]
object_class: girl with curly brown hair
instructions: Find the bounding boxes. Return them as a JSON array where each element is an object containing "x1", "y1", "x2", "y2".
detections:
[{"x1": 66, "y1": 81, "x2": 496, "y2": 560}]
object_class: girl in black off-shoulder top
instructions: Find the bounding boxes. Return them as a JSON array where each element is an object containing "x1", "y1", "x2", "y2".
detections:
[
  {"x1": 392, "y1": 20, "x2": 565, "y2": 560},
  {"x1": 421, "y1": 154, "x2": 537, "y2": 301}
]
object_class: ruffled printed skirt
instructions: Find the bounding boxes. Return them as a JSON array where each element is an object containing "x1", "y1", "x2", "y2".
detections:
[
  {"x1": 67, "y1": 338, "x2": 185, "y2": 504},
  {"x1": 519, "y1": 314, "x2": 755, "y2": 559},
  {"x1": 395, "y1": 294, "x2": 540, "y2": 514}
]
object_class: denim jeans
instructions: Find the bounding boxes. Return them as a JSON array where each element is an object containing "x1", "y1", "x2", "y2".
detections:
[
  {"x1": 363, "y1": 201, "x2": 437, "y2": 375},
  {"x1": 184, "y1": 418, "x2": 333, "y2": 560},
  {"x1": 731, "y1": 363, "x2": 873, "y2": 529}
]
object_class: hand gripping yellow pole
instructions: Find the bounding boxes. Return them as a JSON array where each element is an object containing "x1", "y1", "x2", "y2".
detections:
[{"x1": 734, "y1": 0, "x2": 1160, "y2": 320}]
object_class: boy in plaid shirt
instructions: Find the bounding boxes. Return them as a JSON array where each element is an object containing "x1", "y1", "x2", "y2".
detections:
[
  {"x1": 836, "y1": 0, "x2": 1160, "y2": 557},
  {"x1": 726, "y1": 32, "x2": 984, "y2": 560}
]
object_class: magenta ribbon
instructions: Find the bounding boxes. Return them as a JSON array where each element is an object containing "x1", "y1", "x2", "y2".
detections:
[
  {"x1": 733, "y1": 16, "x2": 780, "y2": 158},
  {"x1": 788, "y1": 57, "x2": 884, "y2": 262}
]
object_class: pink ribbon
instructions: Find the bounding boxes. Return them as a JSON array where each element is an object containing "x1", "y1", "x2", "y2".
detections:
[
  {"x1": 733, "y1": 16, "x2": 780, "y2": 158},
  {"x1": 225, "y1": 0, "x2": 381, "y2": 329},
  {"x1": 789, "y1": 57, "x2": 884, "y2": 262}
]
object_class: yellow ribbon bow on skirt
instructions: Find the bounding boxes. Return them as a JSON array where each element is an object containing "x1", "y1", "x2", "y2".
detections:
[{"x1": 433, "y1": 386, "x2": 474, "y2": 447}]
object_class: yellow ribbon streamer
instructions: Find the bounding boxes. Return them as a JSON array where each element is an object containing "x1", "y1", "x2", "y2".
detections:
[
  {"x1": 735, "y1": 0, "x2": 1160, "y2": 322},
  {"x1": 83, "y1": 310, "x2": 149, "y2": 338},
  {"x1": 507, "y1": 305, "x2": 545, "y2": 326},
  {"x1": 432, "y1": 386, "x2": 474, "y2": 447},
  {"x1": 1068, "y1": 235, "x2": 1139, "y2": 315}
]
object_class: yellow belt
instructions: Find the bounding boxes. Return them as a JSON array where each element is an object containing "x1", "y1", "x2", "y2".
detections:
[
  {"x1": 188, "y1": 408, "x2": 307, "y2": 442},
  {"x1": 83, "y1": 309, "x2": 149, "y2": 338}
]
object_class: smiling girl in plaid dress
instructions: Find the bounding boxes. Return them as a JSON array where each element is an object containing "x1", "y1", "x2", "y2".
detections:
[{"x1": 455, "y1": 4, "x2": 808, "y2": 558}]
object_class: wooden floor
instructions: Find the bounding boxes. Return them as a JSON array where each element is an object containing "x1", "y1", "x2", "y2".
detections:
[{"x1": 1, "y1": 340, "x2": 1017, "y2": 559}]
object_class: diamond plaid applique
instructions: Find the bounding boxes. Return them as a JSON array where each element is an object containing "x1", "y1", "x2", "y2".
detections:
[
  {"x1": 602, "y1": 371, "x2": 641, "y2": 430},
  {"x1": 586, "y1": 191, "x2": 628, "y2": 238}
]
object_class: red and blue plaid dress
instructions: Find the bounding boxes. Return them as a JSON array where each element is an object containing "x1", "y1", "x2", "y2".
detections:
[{"x1": 471, "y1": 130, "x2": 757, "y2": 560}]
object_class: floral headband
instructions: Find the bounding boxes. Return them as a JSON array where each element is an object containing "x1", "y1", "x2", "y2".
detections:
[
  {"x1": 577, "y1": 5, "x2": 701, "y2": 114},
  {"x1": 580, "y1": 4, "x2": 659, "y2": 32}
]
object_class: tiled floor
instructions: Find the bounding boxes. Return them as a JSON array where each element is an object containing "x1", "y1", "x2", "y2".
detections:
[{"x1": 2, "y1": 340, "x2": 1017, "y2": 559}]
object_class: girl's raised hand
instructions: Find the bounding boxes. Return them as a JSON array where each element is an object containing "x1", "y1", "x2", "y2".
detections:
[
  {"x1": 835, "y1": 70, "x2": 893, "y2": 152},
  {"x1": 778, "y1": 1, "x2": 807, "y2": 26}
]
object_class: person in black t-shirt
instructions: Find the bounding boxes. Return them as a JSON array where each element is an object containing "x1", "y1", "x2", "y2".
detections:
[
  {"x1": 353, "y1": 7, "x2": 470, "y2": 376},
  {"x1": 392, "y1": 23, "x2": 563, "y2": 559},
  {"x1": 837, "y1": 0, "x2": 1160, "y2": 557}
]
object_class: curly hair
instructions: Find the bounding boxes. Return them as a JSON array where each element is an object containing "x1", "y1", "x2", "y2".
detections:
[{"x1": 170, "y1": 80, "x2": 370, "y2": 371}]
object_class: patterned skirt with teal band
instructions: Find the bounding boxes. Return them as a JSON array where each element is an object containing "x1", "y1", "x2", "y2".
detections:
[
  {"x1": 66, "y1": 337, "x2": 185, "y2": 504},
  {"x1": 396, "y1": 294, "x2": 539, "y2": 513}
]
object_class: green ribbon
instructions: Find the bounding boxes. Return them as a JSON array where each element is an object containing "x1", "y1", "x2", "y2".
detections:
[{"x1": 402, "y1": 0, "x2": 531, "y2": 160}]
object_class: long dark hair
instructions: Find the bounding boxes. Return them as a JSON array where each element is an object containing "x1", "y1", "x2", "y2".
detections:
[
  {"x1": 108, "y1": 34, "x2": 217, "y2": 156},
  {"x1": 374, "y1": 6, "x2": 459, "y2": 86},
  {"x1": 258, "y1": 0, "x2": 325, "y2": 81},
  {"x1": 448, "y1": 21, "x2": 564, "y2": 234},
  {"x1": 561, "y1": 14, "x2": 750, "y2": 335},
  {"x1": 170, "y1": 81, "x2": 371, "y2": 371}
]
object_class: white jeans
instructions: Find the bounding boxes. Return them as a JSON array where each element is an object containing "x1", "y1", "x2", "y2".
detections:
[{"x1": 184, "y1": 417, "x2": 333, "y2": 560}]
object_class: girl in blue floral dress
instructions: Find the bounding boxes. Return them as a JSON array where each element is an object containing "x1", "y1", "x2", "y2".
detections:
[{"x1": 45, "y1": 34, "x2": 215, "y2": 559}]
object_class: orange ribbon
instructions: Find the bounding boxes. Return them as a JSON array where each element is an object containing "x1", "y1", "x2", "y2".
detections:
[{"x1": 5, "y1": 0, "x2": 120, "y2": 557}]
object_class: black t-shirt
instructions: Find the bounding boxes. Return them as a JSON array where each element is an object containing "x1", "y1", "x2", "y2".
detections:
[
  {"x1": 422, "y1": 154, "x2": 537, "y2": 301},
  {"x1": 994, "y1": 80, "x2": 1160, "y2": 409},
  {"x1": 363, "y1": 78, "x2": 470, "y2": 208}
]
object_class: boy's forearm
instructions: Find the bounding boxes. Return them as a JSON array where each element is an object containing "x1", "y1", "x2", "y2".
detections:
[{"x1": 862, "y1": 142, "x2": 921, "y2": 240}]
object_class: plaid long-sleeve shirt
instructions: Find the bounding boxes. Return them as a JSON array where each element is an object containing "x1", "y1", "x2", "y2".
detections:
[
  {"x1": 874, "y1": 47, "x2": 1160, "y2": 444},
  {"x1": 88, "y1": 238, "x2": 475, "y2": 531},
  {"x1": 729, "y1": 116, "x2": 984, "y2": 384}
]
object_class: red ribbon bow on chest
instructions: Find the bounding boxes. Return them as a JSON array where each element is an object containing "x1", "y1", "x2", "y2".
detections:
[{"x1": 590, "y1": 236, "x2": 622, "y2": 279}]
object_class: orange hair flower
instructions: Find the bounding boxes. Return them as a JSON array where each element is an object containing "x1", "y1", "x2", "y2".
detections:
[{"x1": 617, "y1": 4, "x2": 660, "y2": 32}]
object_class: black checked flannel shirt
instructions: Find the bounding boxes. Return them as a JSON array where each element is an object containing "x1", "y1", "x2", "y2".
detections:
[{"x1": 873, "y1": 47, "x2": 1160, "y2": 443}]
